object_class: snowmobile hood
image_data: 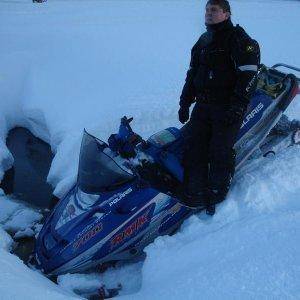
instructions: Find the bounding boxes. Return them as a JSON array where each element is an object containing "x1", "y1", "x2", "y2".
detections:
[{"x1": 36, "y1": 180, "x2": 150, "y2": 274}]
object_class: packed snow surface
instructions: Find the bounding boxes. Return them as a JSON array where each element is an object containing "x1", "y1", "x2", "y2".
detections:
[{"x1": 0, "y1": 0, "x2": 299, "y2": 299}]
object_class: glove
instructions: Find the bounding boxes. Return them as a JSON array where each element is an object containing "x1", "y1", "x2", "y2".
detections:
[
  {"x1": 224, "y1": 103, "x2": 247, "y2": 127},
  {"x1": 178, "y1": 106, "x2": 190, "y2": 124}
]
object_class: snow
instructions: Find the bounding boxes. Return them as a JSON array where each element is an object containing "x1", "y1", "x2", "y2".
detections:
[
  {"x1": 0, "y1": 193, "x2": 20, "y2": 224},
  {"x1": 0, "y1": 227, "x2": 13, "y2": 252},
  {"x1": 0, "y1": 249, "x2": 80, "y2": 300},
  {"x1": 138, "y1": 212, "x2": 300, "y2": 299},
  {"x1": 57, "y1": 261, "x2": 143, "y2": 298},
  {"x1": 0, "y1": 195, "x2": 42, "y2": 237},
  {"x1": 0, "y1": 0, "x2": 299, "y2": 299},
  {"x1": 125, "y1": 146, "x2": 300, "y2": 299},
  {"x1": 0, "y1": 197, "x2": 78, "y2": 299},
  {"x1": 3, "y1": 206, "x2": 42, "y2": 235}
]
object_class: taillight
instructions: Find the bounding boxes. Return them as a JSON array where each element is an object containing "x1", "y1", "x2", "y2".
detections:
[{"x1": 291, "y1": 83, "x2": 300, "y2": 99}]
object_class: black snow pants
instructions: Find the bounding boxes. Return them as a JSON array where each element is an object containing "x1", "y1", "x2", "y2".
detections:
[{"x1": 182, "y1": 102, "x2": 243, "y2": 205}]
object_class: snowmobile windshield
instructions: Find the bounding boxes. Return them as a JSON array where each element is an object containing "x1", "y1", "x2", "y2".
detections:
[{"x1": 77, "y1": 130, "x2": 135, "y2": 194}]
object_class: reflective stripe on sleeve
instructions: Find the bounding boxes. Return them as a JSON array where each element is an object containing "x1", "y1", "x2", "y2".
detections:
[{"x1": 238, "y1": 65, "x2": 258, "y2": 72}]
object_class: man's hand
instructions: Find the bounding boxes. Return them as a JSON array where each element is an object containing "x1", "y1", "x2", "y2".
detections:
[
  {"x1": 178, "y1": 106, "x2": 190, "y2": 124},
  {"x1": 224, "y1": 103, "x2": 246, "y2": 126}
]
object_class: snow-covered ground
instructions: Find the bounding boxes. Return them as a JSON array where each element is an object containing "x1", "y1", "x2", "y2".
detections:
[{"x1": 0, "y1": 0, "x2": 299, "y2": 299}]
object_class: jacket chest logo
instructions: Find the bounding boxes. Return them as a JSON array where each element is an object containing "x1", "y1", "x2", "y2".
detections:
[
  {"x1": 210, "y1": 48, "x2": 226, "y2": 54},
  {"x1": 200, "y1": 47, "x2": 226, "y2": 56}
]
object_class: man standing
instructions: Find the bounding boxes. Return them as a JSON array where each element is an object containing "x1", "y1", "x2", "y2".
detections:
[{"x1": 178, "y1": 0, "x2": 260, "y2": 214}]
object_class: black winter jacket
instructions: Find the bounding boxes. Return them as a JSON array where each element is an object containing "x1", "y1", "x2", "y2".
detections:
[{"x1": 180, "y1": 19, "x2": 260, "y2": 109}]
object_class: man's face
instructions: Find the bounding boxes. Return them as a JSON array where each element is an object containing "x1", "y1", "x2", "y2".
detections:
[{"x1": 205, "y1": 4, "x2": 230, "y2": 24}]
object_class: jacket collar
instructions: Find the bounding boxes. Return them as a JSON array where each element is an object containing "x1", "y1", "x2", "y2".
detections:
[{"x1": 205, "y1": 18, "x2": 233, "y2": 34}]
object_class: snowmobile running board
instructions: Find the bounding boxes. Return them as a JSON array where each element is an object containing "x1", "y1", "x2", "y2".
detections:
[{"x1": 272, "y1": 63, "x2": 300, "y2": 82}]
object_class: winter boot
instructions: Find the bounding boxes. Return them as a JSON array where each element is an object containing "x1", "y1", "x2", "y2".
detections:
[{"x1": 176, "y1": 188, "x2": 208, "y2": 210}]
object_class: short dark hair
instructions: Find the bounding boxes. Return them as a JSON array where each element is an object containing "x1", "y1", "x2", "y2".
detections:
[{"x1": 206, "y1": 0, "x2": 231, "y2": 14}]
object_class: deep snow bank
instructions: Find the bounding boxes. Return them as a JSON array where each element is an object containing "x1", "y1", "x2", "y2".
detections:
[
  {"x1": 0, "y1": 191, "x2": 79, "y2": 299},
  {"x1": 125, "y1": 146, "x2": 300, "y2": 299},
  {"x1": 0, "y1": 248, "x2": 80, "y2": 300}
]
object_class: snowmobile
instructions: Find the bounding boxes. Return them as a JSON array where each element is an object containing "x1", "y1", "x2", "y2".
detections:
[{"x1": 35, "y1": 63, "x2": 300, "y2": 275}]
